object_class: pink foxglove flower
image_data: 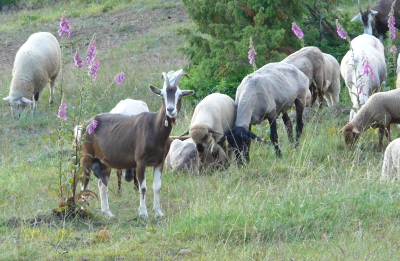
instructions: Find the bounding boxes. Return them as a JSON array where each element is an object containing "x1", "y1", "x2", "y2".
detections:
[
  {"x1": 87, "y1": 40, "x2": 97, "y2": 68},
  {"x1": 114, "y1": 72, "x2": 125, "y2": 84},
  {"x1": 388, "y1": 6, "x2": 396, "y2": 39},
  {"x1": 74, "y1": 51, "x2": 83, "y2": 69},
  {"x1": 57, "y1": 102, "x2": 67, "y2": 120},
  {"x1": 87, "y1": 120, "x2": 98, "y2": 134},
  {"x1": 362, "y1": 56, "x2": 375, "y2": 80},
  {"x1": 390, "y1": 45, "x2": 397, "y2": 53},
  {"x1": 291, "y1": 22, "x2": 304, "y2": 39},
  {"x1": 337, "y1": 25, "x2": 346, "y2": 40},
  {"x1": 248, "y1": 47, "x2": 257, "y2": 65},
  {"x1": 88, "y1": 60, "x2": 100, "y2": 78},
  {"x1": 58, "y1": 14, "x2": 70, "y2": 37}
]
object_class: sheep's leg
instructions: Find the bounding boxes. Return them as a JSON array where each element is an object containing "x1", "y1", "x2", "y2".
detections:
[
  {"x1": 310, "y1": 84, "x2": 318, "y2": 107},
  {"x1": 116, "y1": 169, "x2": 122, "y2": 196},
  {"x1": 385, "y1": 125, "x2": 392, "y2": 143},
  {"x1": 153, "y1": 164, "x2": 164, "y2": 217},
  {"x1": 49, "y1": 80, "x2": 55, "y2": 105},
  {"x1": 33, "y1": 91, "x2": 40, "y2": 112},
  {"x1": 294, "y1": 98, "x2": 304, "y2": 147},
  {"x1": 282, "y1": 113, "x2": 293, "y2": 143},
  {"x1": 378, "y1": 127, "x2": 384, "y2": 151},
  {"x1": 136, "y1": 163, "x2": 148, "y2": 218},
  {"x1": 268, "y1": 118, "x2": 281, "y2": 157}
]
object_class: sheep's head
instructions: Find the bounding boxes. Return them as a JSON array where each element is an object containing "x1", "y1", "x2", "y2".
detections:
[
  {"x1": 149, "y1": 70, "x2": 194, "y2": 119},
  {"x1": 224, "y1": 126, "x2": 262, "y2": 165},
  {"x1": 340, "y1": 123, "x2": 361, "y2": 146},
  {"x1": 3, "y1": 96, "x2": 33, "y2": 119}
]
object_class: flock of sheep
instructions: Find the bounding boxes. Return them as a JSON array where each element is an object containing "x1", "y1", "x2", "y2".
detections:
[{"x1": 3, "y1": 26, "x2": 400, "y2": 218}]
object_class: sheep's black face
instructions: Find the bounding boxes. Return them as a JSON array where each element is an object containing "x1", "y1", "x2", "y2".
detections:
[{"x1": 226, "y1": 126, "x2": 251, "y2": 165}]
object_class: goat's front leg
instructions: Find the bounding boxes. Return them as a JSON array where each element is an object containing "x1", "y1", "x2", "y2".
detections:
[
  {"x1": 136, "y1": 163, "x2": 148, "y2": 218},
  {"x1": 153, "y1": 164, "x2": 164, "y2": 217},
  {"x1": 92, "y1": 162, "x2": 114, "y2": 218}
]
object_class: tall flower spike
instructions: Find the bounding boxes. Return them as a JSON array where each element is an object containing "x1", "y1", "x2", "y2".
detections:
[
  {"x1": 74, "y1": 51, "x2": 83, "y2": 69},
  {"x1": 114, "y1": 72, "x2": 125, "y2": 84},
  {"x1": 58, "y1": 13, "x2": 70, "y2": 37},
  {"x1": 87, "y1": 39, "x2": 97, "y2": 68},
  {"x1": 89, "y1": 60, "x2": 100, "y2": 78},
  {"x1": 57, "y1": 102, "x2": 67, "y2": 120},
  {"x1": 389, "y1": 2, "x2": 396, "y2": 39},
  {"x1": 390, "y1": 46, "x2": 397, "y2": 53},
  {"x1": 335, "y1": 19, "x2": 347, "y2": 40},
  {"x1": 291, "y1": 22, "x2": 304, "y2": 39}
]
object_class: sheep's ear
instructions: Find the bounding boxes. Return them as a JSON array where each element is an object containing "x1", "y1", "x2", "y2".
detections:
[
  {"x1": 351, "y1": 13, "x2": 361, "y2": 22},
  {"x1": 3, "y1": 96, "x2": 11, "y2": 102},
  {"x1": 209, "y1": 128, "x2": 223, "y2": 136},
  {"x1": 181, "y1": 90, "x2": 194, "y2": 97},
  {"x1": 180, "y1": 129, "x2": 189, "y2": 136},
  {"x1": 21, "y1": 97, "x2": 33, "y2": 104},
  {"x1": 352, "y1": 127, "x2": 360, "y2": 134},
  {"x1": 250, "y1": 132, "x2": 263, "y2": 142},
  {"x1": 149, "y1": 85, "x2": 162, "y2": 95}
]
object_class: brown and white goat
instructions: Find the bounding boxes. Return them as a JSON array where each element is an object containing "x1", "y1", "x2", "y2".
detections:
[
  {"x1": 79, "y1": 71, "x2": 194, "y2": 218},
  {"x1": 352, "y1": 0, "x2": 400, "y2": 40}
]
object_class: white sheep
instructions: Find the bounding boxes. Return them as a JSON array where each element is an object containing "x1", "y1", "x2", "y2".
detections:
[
  {"x1": 281, "y1": 46, "x2": 325, "y2": 108},
  {"x1": 184, "y1": 93, "x2": 236, "y2": 172},
  {"x1": 322, "y1": 53, "x2": 341, "y2": 107},
  {"x1": 340, "y1": 34, "x2": 386, "y2": 121},
  {"x1": 340, "y1": 88, "x2": 400, "y2": 151},
  {"x1": 381, "y1": 138, "x2": 400, "y2": 182},
  {"x1": 226, "y1": 62, "x2": 309, "y2": 162},
  {"x1": 3, "y1": 32, "x2": 61, "y2": 119},
  {"x1": 165, "y1": 138, "x2": 198, "y2": 173}
]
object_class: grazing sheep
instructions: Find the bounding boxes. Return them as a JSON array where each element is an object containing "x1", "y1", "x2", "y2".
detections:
[
  {"x1": 281, "y1": 46, "x2": 325, "y2": 108},
  {"x1": 225, "y1": 62, "x2": 309, "y2": 163},
  {"x1": 184, "y1": 93, "x2": 236, "y2": 172},
  {"x1": 322, "y1": 53, "x2": 341, "y2": 107},
  {"x1": 381, "y1": 138, "x2": 400, "y2": 182},
  {"x1": 165, "y1": 138, "x2": 198, "y2": 173},
  {"x1": 3, "y1": 32, "x2": 61, "y2": 119},
  {"x1": 340, "y1": 89, "x2": 400, "y2": 151},
  {"x1": 340, "y1": 34, "x2": 386, "y2": 121},
  {"x1": 79, "y1": 70, "x2": 194, "y2": 218}
]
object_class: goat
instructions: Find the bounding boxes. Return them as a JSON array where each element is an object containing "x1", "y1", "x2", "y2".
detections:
[
  {"x1": 79, "y1": 70, "x2": 194, "y2": 218},
  {"x1": 352, "y1": 0, "x2": 400, "y2": 40}
]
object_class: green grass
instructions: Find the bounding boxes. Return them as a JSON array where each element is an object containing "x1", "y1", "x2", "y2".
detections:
[{"x1": 1, "y1": 0, "x2": 400, "y2": 259}]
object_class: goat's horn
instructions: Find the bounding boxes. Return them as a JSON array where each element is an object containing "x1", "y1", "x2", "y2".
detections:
[
  {"x1": 174, "y1": 72, "x2": 189, "y2": 86},
  {"x1": 162, "y1": 72, "x2": 170, "y2": 87},
  {"x1": 358, "y1": 0, "x2": 362, "y2": 13}
]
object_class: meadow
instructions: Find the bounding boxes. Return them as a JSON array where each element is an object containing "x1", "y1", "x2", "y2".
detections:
[{"x1": 1, "y1": 0, "x2": 400, "y2": 260}]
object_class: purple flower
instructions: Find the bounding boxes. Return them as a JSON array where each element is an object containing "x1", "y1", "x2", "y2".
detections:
[
  {"x1": 87, "y1": 120, "x2": 98, "y2": 134},
  {"x1": 57, "y1": 102, "x2": 67, "y2": 120},
  {"x1": 74, "y1": 51, "x2": 83, "y2": 69},
  {"x1": 248, "y1": 47, "x2": 257, "y2": 65},
  {"x1": 58, "y1": 14, "x2": 70, "y2": 37},
  {"x1": 390, "y1": 45, "x2": 397, "y2": 53},
  {"x1": 88, "y1": 60, "x2": 100, "y2": 78},
  {"x1": 292, "y1": 22, "x2": 304, "y2": 39},
  {"x1": 114, "y1": 72, "x2": 125, "y2": 84},
  {"x1": 389, "y1": 7, "x2": 396, "y2": 39},
  {"x1": 337, "y1": 25, "x2": 346, "y2": 40},
  {"x1": 87, "y1": 40, "x2": 97, "y2": 68},
  {"x1": 362, "y1": 56, "x2": 375, "y2": 80}
]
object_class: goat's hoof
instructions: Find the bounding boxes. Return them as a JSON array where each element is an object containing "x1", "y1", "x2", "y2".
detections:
[
  {"x1": 102, "y1": 210, "x2": 115, "y2": 218},
  {"x1": 154, "y1": 209, "x2": 164, "y2": 217},
  {"x1": 139, "y1": 212, "x2": 148, "y2": 219}
]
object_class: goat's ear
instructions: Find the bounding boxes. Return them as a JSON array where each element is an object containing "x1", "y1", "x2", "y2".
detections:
[
  {"x1": 351, "y1": 13, "x2": 361, "y2": 22},
  {"x1": 21, "y1": 97, "x2": 33, "y2": 104},
  {"x1": 181, "y1": 90, "x2": 194, "y2": 97},
  {"x1": 3, "y1": 96, "x2": 10, "y2": 102},
  {"x1": 149, "y1": 85, "x2": 162, "y2": 95}
]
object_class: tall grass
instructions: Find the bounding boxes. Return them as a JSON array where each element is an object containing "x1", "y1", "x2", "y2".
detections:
[{"x1": 1, "y1": 0, "x2": 400, "y2": 259}]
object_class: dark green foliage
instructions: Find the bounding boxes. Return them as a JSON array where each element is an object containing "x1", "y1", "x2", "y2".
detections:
[{"x1": 180, "y1": 0, "x2": 362, "y2": 102}]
